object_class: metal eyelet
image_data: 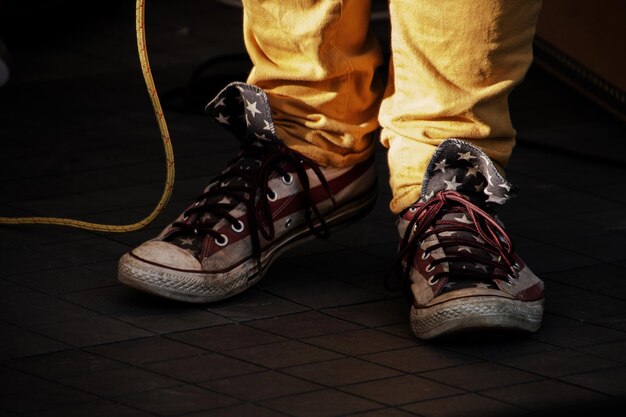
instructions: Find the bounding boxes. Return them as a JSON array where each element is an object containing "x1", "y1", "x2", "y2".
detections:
[
  {"x1": 193, "y1": 228, "x2": 199, "y2": 235},
  {"x1": 409, "y1": 206, "x2": 417, "y2": 213},
  {"x1": 282, "y1": 173, "x2": 294, "y2": 185},
  {"x1": 267, "y1": 189, "x2": 278, "y2": 201},
  {"x1": 425, "y1": 264, "x2": 435, "y2": 273},
  {"x1": 421, "y1": 251, "x2": 430, "y2": 260},
  {"x1": 231, "y1": 220, "x2": 244, "y2": 233},
  {"x1": 285, "y1": 218, "x2": 293, "y2": 228},
  {"x1": 512, "y1": 262, "x2": 521, "y2": 271},
  {"x1": 427, "y1": 276, "x2": 439, "y2": 285},
  {"x1": 215, "y1": 234, "x2": 229, "y2": 246}
]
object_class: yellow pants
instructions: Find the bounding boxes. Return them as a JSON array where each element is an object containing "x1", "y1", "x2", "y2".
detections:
[{"x1": 242, "y1": 0, "x2": 542, "y2": 213}]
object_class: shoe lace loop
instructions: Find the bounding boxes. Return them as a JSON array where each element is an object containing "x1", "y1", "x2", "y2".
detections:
[
  {"x1": 385, "y1": 190, "x2": 516, "y2": 292},
  {"x1": 172, "y1": 141, "x2": 335, "y2": 257}
]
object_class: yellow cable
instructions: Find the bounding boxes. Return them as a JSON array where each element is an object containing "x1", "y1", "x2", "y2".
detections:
[{"x1": 0, "y1": 0, "x2": 174, "y2": 233}]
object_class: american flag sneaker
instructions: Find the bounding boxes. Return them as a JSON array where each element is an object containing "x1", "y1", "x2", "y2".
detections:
[
  {"x1": 118, "y1": 82, "x2": 377, "y2": 303},
  {"x1": 388, "y1": 139, "x2": 544, "y2": 340}
]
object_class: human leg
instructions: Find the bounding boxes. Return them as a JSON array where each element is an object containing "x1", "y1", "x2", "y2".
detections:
[
  {"x1": 381, "y1": 0, "x2": 545, "y2": 339},
  {"x1": 117, "y1": 1, "x2": 384, "y2": 302}
]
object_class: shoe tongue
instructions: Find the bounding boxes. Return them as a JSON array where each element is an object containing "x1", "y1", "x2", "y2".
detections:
[
  {"x1": 205, "y1": 81, "x2": 281, "y2": 145},
  {"x1": 420, "y1": 139, "x2": 517, "y2": 207}
]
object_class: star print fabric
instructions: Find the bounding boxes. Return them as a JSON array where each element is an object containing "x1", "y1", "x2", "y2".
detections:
[
  {"x1": 419, "y1": 139, "x2": 518, "y2": 207},
  {"x1": 164, "y1": 82, "x2": 283, "y2": 255},
  {"x1": 205, "y1": 81, "x2": 280, "y2": 144}
]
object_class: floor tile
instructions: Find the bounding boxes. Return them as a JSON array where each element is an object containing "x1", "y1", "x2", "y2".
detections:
[
  {"x1": 362, "y1": 346, "x2": 478, "y2": 373},
  {"x1": 0, "y1": 248, "x2": 70, "y2": 276},
  {"x1": 496, "y1": 348, "x2": 621, "y2": 378},
  {"x1": 228, "y1": 340, "x2": 343, "y2": 369},
  {"x1": 27, "y1": 399, "x2": 154, "y2": 417},
  {"x1": 86, "y1": 336, "x2": 206, "y2": 364},
  {"x1": 481, "y1": 379, "x2": 612, "y2": 412},
  {"x1": 348, "y1": 409, "x2": 417, "y2": 417},
  {"x1": 168, "y1": 323, "x2": 287, "y2": 352},
  {"x1": 531, "y1": 314, "x2": 626, "y2": 348},
  {"x1": 0, "y1": 366, "x2": 44, "y2": 388},
  {"x1": 560, "y1": 366, "x2": 626, "y2": 397},
  {"x1": 143, "y1": 353, "x2": 264, "y2": 383},
  {"x1": 419, "y1": 362, "x2": 542, "y2": 391},
  {"x1": 60, "y1": 367, "x2": 180, "y2": 397},
  {"x1": 576, "y1": 339, "x2": 626, "y2": 364},
  {"x1": 0, "y1": 381, "x2": 97, "y2": 413},
  {"x1": 303, "y1": 329, "x2": 416, "y2": 356},
  {"x1": 246, "y1": 311, "x2": 362, "y2": 339},
  {"x1": 1, "y1": 294, "x2": 98, "y2": 327},
  {"x1": 184, "y1": 403, "x2": 290, "y2": 417},
  {"x1": 401, "y1": 393, "x2": 527, "y2": 417},
  {"x1": 5, "y1": 349, "x2": 125, "y2": 380},
  {"x1": 32, "y1": 316, "x2": 153, "y2": 347},
  {"x1": 282, "y1": 357, "x2": 401, "y2": 387},
  {"x1": 207, "y1": 290, "x2": 309, "y2": 321},
  {"x1": 117, "y1": 384, "x2": 240, "y2": 416},
  {"x1": 264, "y1": 278, "x2": 382, "y2": 309},
  {"x1": 4, "y1": 266, "x2": 117, "y2": 294},
  {"x1": 322, "y1": 300, "x2": 409, "y2": 328},
  {"x1": 200, "y1": 370, "x2": 322, "y2": 401},
  {"x1": 341, "y1": 374, "x2": 463, "y2": 406},
  {"x1": 260, "y1": 389, "x2": 380, "y2": 417},
  {"x1": 34, "y1": 238, "x2": 130, "y2": 265},
  {"x1": 0, "y1": 322, "x2": 70, "y2": 359}
]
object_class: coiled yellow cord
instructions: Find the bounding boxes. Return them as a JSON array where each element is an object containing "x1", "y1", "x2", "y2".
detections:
[{"x1": 0, "y1": 0, "x2": 174, "y2": 233}]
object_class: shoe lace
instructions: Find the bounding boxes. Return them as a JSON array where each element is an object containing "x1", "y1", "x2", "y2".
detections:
[
  {"x1": 385, "y1": 190, "x2": 519, "y2": 292},
  {"x1": 172, "y1": 141, "x2": 335, "y2": 258}
]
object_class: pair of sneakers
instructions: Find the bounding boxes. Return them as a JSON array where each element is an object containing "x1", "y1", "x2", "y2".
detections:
[{"x1": 118, "y1": 82, "x2": 544, "y2": 340}]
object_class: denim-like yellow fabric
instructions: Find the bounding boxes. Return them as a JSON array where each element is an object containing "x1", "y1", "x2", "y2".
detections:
[{"x1": 242, "y1": 0, "x2": 542, "y2": 213}]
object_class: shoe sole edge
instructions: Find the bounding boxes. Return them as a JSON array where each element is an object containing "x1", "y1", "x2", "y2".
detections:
[{"x1": 410, "y1": 295, "x2": 544, "y2": 340}]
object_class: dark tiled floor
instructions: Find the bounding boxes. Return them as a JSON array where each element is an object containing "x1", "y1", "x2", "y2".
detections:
[{"x1": 1, "y1": 1, "x2": 626, "y2": 416}]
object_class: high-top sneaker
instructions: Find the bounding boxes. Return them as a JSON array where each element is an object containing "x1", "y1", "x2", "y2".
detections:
[
  {"x1": 118, "y1": 82, "x2": 378, "y2": 303},
  {"x1": 389, "y1": 139, "x2": 544, "y2": 340}
]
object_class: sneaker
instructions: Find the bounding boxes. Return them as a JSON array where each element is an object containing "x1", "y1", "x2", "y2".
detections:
[
  {"x1": 388, "y1": 139, "x2": 544, "y2": 340},
  {"x1": 118, "y1": 82, "x2": 378, "y2": 303}
]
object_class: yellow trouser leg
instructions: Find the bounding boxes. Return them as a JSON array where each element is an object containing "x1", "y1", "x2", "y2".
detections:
[
  {"x1": 380, "y1": 0, "x2": 543, "y2": 213},
  {"x1": 242, "y1": 0, "x2": 384, "y2": 167}
]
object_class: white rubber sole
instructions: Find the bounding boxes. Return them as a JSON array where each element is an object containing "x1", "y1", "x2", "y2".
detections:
[
  {"x1": 118, "y1": 188, "x2": 377, "y2": 303},
  {"x1": 410, "y1": 295, "x2": 544, "y2": 340}
]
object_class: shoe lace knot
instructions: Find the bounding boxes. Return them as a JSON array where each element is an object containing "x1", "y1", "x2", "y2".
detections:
[{"x1": 386, "y1": 190, "x2": 519, "y2": 293}]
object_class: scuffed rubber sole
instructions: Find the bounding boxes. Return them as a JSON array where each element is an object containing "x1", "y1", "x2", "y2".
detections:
[
  {"x1": 118, "y1": 188, "x2": 377, "y2": 303},
  {"x1": 410, "y1": 295, "x2": 544, "y2": 340}
]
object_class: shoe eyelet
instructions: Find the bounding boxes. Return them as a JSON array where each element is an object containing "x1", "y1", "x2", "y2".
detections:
[
  {"x1": 193, "y1": 228, "x2": 199, "y2": 235},
  {"x1": 267, "y1": 189, "x2": 278, "y2": 201},
  {"x1": 285, "y1": 218, "x2": 292, "y2": 228},
  {"x1": 409, "y1": 206, "x2": 417, "y2": 213},
  {"x1": 282, "y1": 173, "x2": 294, "y2": 185},
  {"x1": 427, "y1": 276, "x2": 439, "y2": 286},
  {"x1": 512, "y1": 262, "x2": 521, "y2": 271},
  {"x1": 231, "y1": 220, "x2": 244, "y2": 233},
  {"x1": 425, "y1": 264, "x2": 435, "y2": 273},
  {"x1": 506, "y1": 273, "x2": 518, "y2": 285},
  {"x1": 421, "y1": 251, "x2": 430, "y2": 260},
  {"x1": 215, "y1": 234, "x2": 229, "y2": 246}
]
